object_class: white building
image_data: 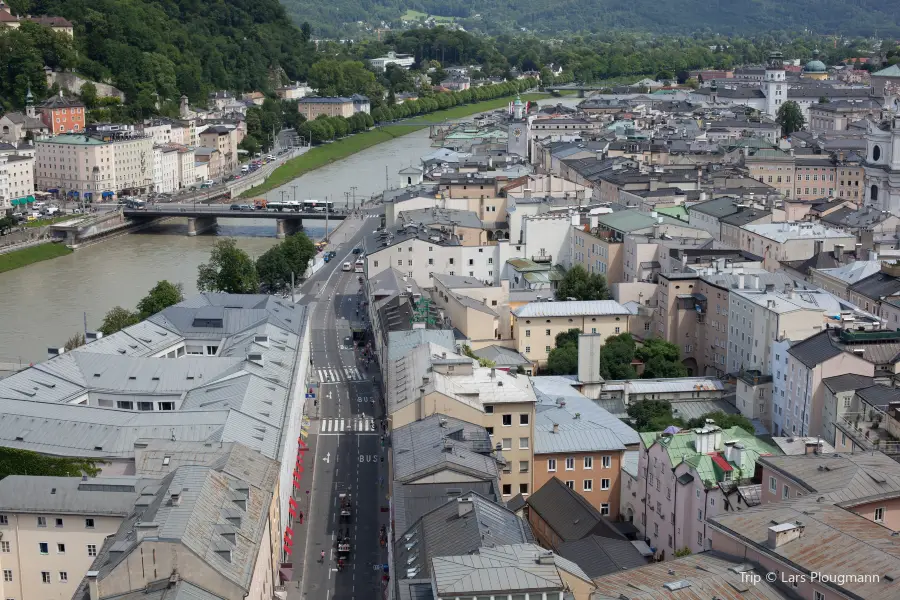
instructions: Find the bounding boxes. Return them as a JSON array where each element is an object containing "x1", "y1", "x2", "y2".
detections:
[
  {"x1": 369, "y1": 51, "x2": 415, "y2": 71},
  {"x1": 0, "y1": 154, "x2": 34, "y2": 210},
  {"x1": 152, "y1": 145, "x2": 179, "y2": 193},
  {"x1": 863, "y1": 115, "x2": 900, "y2": 213}
]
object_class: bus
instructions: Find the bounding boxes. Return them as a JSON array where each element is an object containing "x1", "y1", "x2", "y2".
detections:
[
  {"x1": 267, "y1": 200, "x2": 301, "y2": 212},
  {"x1": 302, "y1": 199, "x2": 334, "y2": 213}
]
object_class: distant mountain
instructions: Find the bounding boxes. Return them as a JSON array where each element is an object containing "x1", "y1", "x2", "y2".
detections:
[{"x1": 281, "y1": 0, "x2": 900, "y2": 38}]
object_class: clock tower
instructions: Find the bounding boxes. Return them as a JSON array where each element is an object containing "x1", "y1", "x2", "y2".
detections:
[{"x1": 507, "y1": 95, "x2": 529, "y2": 159}]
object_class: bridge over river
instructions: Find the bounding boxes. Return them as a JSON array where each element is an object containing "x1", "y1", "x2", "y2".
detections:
[{"x1": 124, "y1": 205, "x2": 347, "y2": 237}]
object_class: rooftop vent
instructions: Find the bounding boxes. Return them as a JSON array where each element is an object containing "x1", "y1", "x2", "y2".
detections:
[{"x1": 663, "y1": 580, "x2": 691, "y2": 591}]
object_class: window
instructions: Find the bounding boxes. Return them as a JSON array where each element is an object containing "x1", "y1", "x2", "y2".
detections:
[
  {"x1": 484, "y1": 405, "x2": 494, "y2": 414},
  {"x1": 583, "y1": 479, "x2": 593, "y2": 492},
  {"x1": 0, "y1": 542, "x2": 8, "y2": 553},
  {"x1": 698, "y1": 509, "x2": 703, "y2": 522},
  {"x1": 41, "y1": 572, "x2": 51, "y2": 584},
  {"x1": 565, "y1": 457, "x2": 575, "y2": 470},
  {"x1": 57, "y1": 543, "x2": 65, "y2": 554},
  {"x1": 55, "y1": 518, "x2": 63, "y2": 528},
  {"x1": 486, "y1": 426, "x2": 493, "y2": 436},
  {"x1": 814, "y1": 592, "x2": 824, "y2": 600},
  {"x1": 547, "y1": 458, "x2": 557, "y2": 472},
  {"x1": 602, "y1": 456, "x2": 611, "y2": 469},
  {"x1": 545, "y1": 329, "x2": 551, "y2": 336},
  {"x1": 783, "y1": 484, "x2": 790, "y2": 499},
  {"x1": 502, "y1": 438, "x2": 512, "y2": 450},
  {"x1": 519, "y1": 483, "x2": 528, "y2": 495},
  {"x1": 502, "y1": 414, "x2": 512, "y2": 426},
  {"x1": 3, "y1": 571, "x2": 11, "y2": 583},
  {"x1": 37, "y1": 516, "x2": 46, "y2": 527},
  {"x1": 519, "y1": 461, "x2": 529, "y2": 473},
  {"x1": 698, "y1": 532, "x2": 703, "y2": 546},
  {"x1": 520, "y1": 414, "x2": 529, "y2": 426},
  {"x1": 525, "y1": 329, "x2": 531, "y2": 338},
  {"x1": 519, "y1": 437, "x2": 529, "y2": 449},
  {"x1": 769, "y1": 476, "x2": 777, "y2": 492},
  {"x1": 565, "y1": 481, "x2": 574, "y2": 489},
  {"x1": 0, "y1": 515, "x2": 6, "y2": 525},
  {"x1": 525, "y1": 346, "x2": 530, "y2": 353},
  {"x1": 545, "y1": 346, "x2": 551, "y2": 353},
  {"x1": 875, "y1": 507, "x2": 885, "y2": 523},
  {"x1": 87, "y1": 545, "x2": 97, "y2": 557},
  {"x1": 502, "y1": 484, "x2": 511, "y2": 496},
  {"x1": 59, "y1": 572, "x2": 68, "y2": 583},
  {"x1": 584, "y1": 456, "x2": 593, "y2": 470},
  {"x1": 600, "y1": 478, "x2": 611, "y2": 490},
  {"x1": 85, "y1": 518, "x2": 95, "y2": 529}
]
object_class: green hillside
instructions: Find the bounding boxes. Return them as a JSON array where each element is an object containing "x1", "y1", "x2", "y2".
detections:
[
  {"x1": 0, "y1": 0, "x2": 315, "y2": 112},
  {"x1": 281, "y1": 0, "x2": 900, "y2": 38}
]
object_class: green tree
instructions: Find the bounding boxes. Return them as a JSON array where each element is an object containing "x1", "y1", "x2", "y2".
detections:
[
  {"x1": 257, "y1": 245, "x2": 293, "y2": 292},
  {"x1": 627, "y1": 400, "x2": 684, "y2": 432},
  {"x1": 546, "y1": 343, "x2": 578, "y2": 375},
  {"x1": 0, "y1": 216, "x2": 15, "y2": 235},
  {"x1": 197, "y1": 238, "x2": 259, "y2": 294},
  {"x1": 776, "y1": 100, "x2": 805, "y2": 136},
  {"x1": 555, "y1": 328, "x2": 582, "y2": 349},
  {"x1": 240, "y1": 135, "x2": 262, "y2": 156},
  {"x1": 64, "y1": 332, "x2": 85, "y2": 351},
  {"x1": 686, "y1": 411, "x2": 754, "y2": 432},
  {"x1": 79, "y1": 81, "x2": 98, "y2": 109},
  {"x1": 98, "y1": 306, "x2": 140, "y2": 336},
  {"x1": 599, "y1": 333, "x2": 638, "y2": 380},
  {"x1": 136, "y1": 280, "x2": 184, "y2": 319},
  {"x1": 0, "y1": 447, "x2": 100, "y2": 480},
  {"x1": 555, "y1": 265, "x2": 610, "y2": 301},
  {"x1": 637, "y1": 338, "x2": 689, "y2": 379}
]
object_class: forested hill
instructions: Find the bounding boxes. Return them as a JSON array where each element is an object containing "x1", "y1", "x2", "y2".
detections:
[
  {"x1": 0, "y1": 0, "x2": 315, "y2": 111},
  {"x1": 282, "y1": 0, "x2": 900, "y2": 38}
]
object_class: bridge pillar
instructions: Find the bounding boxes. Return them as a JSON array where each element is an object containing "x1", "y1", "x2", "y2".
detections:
[
  {"x1": 187, "y1": 216, "x2": 217, "y2": 236},
  {"x1": 578, "y1": 89, "x2": 585, "y2": 98},
  {"x1": 276, "y1": 218, "x2": 302, "y2": 239}
]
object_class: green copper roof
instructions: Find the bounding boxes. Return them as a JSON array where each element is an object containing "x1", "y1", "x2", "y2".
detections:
[
  {"x1": 655, "y1": 205, "x2": 689, "y2": 222},
  {"x1": 640, "y1": 426, "x2": 781, "y2": 487}
]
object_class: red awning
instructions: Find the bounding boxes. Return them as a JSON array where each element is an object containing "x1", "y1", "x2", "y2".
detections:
[
  {"x1": 289, "y1": 497, "x2": 298, "y2": 508},
  {"x1": 284, "y1": 534, "x2": 293, "y2": 546},
  {"x1": 292, "y1": 477, "x2": 300, "y2": 489},
  {"x1": 283, "y1": 544, "x2": 292, "y2": 555},
  {"x1": 289, "y1": 507, "x2": 297, "y2": 518}
]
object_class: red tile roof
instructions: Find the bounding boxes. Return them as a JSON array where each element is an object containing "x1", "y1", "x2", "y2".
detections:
[{"x1": 710, "y1": 453, "x2": 733, "y2": 472}]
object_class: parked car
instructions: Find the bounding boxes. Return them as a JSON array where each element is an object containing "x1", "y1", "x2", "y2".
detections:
[{"x1": 230, "y1": 204, "x2": 242, "y2": 211}]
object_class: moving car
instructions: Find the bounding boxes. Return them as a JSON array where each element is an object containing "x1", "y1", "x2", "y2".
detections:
[
  {"x1": 342, "y1": 261, "x2": 352, "y2": 272},
  {"x1": 352, "y1": 247, "x2": 363, "y2": 255},
  {"x1": 230, "y1": 204, "x2": 242, "y2": 211}
]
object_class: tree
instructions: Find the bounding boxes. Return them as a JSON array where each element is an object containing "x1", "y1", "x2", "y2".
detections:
[
  {"x1": 99, "y1": 306, "x2": 140, "y2": 336},
  {"x1": 555, "y1": 328, "x2": 582, "y2": 349},
  {"x1": 136, "y1": 280, "x2": 184, "y2": 319},
  {"x1": 637, "y1": 338, "x2": 689, "y2": 379},
  {"x1": 239, "y1": 135, "x2": 261, "y2": 156},
  {"x1": 627, "y1": 400, "x2": 684, "y2": 432},
  {"x1": 0, "y1": 447, "x2": 100, "y2": 480},
  {"x1": 64, "y1": 332, "x2": 85, "y2": 351},
  {"x1": 818, "y1": 96, "x2": 830, "y2": 103},
  {"x1": 599, "y1": 333, "x2": 638, "y2": 380},
  {"x1": 546, "y1": 343, "x2": 578, "y2": 375},
  {"x1": 686, "y1": 411, "x2": 754, "y2": 432},
  {"x1": 776, "y1": 100, "x2": 805, "y2": 136},
  {"x1": 0, "y1": 216, "x2": 15, "y2": 235},
  {"x1": 197, "y1": 238, "x2": 259, "y2": 294},
  {"x1": 79, "y1": 81, "x2": 98, "y2": 109},
  {"x1": 555, "y1": 265, "x2": 610, "y2": 301},
  {"x1": 256, "y1": 246, "x2": 293, "y2": 292}
]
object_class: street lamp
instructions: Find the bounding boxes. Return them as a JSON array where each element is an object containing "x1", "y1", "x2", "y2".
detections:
[
  {"x1": 291, "y1": 185, "x2": 298, "y2": 205},
  {"x1": 350, "y1": 186, "x2": 358, "y2": 211}
]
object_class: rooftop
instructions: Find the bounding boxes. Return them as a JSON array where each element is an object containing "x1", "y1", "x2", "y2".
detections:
[
  {"x1": 742, "y1": 221, "x2": 854, "y2": 243},
  {"x1": 513, "y1": 300, "x2": 630, "y2": 319},
  {"x1": 0, "y1": 475, "x2": 157, "y2": 516},
  {"x1": 526, "y1": 476, "x2": 627, "y2": 543}
]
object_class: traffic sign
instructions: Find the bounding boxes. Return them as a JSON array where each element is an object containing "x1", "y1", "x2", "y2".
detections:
[{"x1": 305, "y1": 393, "x2": 316, "y2": 399}]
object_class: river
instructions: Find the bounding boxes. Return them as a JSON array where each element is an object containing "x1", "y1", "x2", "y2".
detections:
[{"x1": 0, "y1": 97, "x2": 580, "y2": 363}]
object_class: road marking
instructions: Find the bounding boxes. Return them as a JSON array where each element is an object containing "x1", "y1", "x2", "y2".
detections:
[{"x1": 320, "y1": 418, "x2": 376, "y2": 434}]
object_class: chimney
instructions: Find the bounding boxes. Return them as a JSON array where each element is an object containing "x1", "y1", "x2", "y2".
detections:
[
  {"x1": 553, "y1": 423, "x2": 559, "y2": 434},
  {"x1": 86, "y1": 571, "x2": 100, "y2": 600},
  {"x1": 814, "y1": 240, "x2": 823, "y2": 256},
  {"x1": 738, "y1": 272, "x2": 745, "y2": 290},
  {"x1": 765, "y1": 283, "x2": 775, "y2": 293},
  {"x1": 724, "y1": 440, "x2": 736, "y2": 461},
  {"x1": 834, "y1": 244, "x2": 844, "y2": 262},
  {"x1": 170, "y1": 487, "x2": 183, "y2": 506},
  {"x1": 135, "y1": 521, "x2": 159, "y2": 542},
  {"x1": 752, "y1": 274, "x2": 760, "y2": 290},
  {"x1": 537, "y1": 551, "x2": 556, "y2": 565},
  {"x1": 47, "y1": 347, "x2": 65, "y2": 359},
  {"x1": 870, "y1": 249, "x2": 879, "y2": 261},
  {"x1": 855, "y1": 242, "x2": 862, "y2": 257},
  {"x1": 804, "y1": 441, "x2": 820, "y2": 455},
  {"x1": 457, "y1": 496, "x2": 474, "y2": 518},
  {"x1": 767, "y1": 522, "x2": 805, "y2": 549}
]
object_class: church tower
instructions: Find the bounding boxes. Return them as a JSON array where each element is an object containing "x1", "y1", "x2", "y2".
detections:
[
  {"x1": 763, "y1": 51, "x2": 786, "y2": 119},
  {"x1": 507, "y1": 95, "x2": 528, "y2": 159},
  {"x1": 25, "y1": 86, "x2": 35, "y2": 119}
]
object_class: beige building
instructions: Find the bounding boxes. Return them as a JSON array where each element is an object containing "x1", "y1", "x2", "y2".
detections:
[
  {"x1": 432, "y1": 274, "x2": 509, "y2": 345},
  {"x1": 35, "y1": 133, "x2": 153, "y2": 196},
  {"x1": 837, "y1": 159, "x2": 865, "y2": 202},
  {"x1": 198, "y1": 126, "x2": 238, "y2": 175},
  {"x1": 511, "y1": 300, "x2": 630, "y2": 368},
  {"x1": 0, "y1": 476, "x2": 156, "y2": 600},
  {"x1": 793, "y1": 157, "x2": 837, "y2": 200},
  {"x1": 738, "y1": 222, "x2": 857, "y2": 270},
  {"x1": 0, "y1": 154, "x2": 34, "y2": 210},
  {"x1": 387, "y1": 347, "x2": 536, "y2": 499},
  {"x1": 570, "y1": 225, "x2": 623, "y2": 282},
  {"x1": 744, "y1": 148, "x2": 795, "y2": 199},
  {"x1": 296, "y1": 97, "x2": 355, "y2": 119}
]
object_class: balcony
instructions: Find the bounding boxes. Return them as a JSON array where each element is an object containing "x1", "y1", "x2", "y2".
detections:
[{"x1": 839, "y1": 409, "x2": 900, "y2": 454}]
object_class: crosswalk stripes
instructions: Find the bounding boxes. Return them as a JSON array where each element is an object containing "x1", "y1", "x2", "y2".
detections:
[
  {"x1": 316, "y1": 367, "x2": 365, "y2": 383},
  {"x1": 320, "y1": 417, "x2": 376, "y2": 433}
]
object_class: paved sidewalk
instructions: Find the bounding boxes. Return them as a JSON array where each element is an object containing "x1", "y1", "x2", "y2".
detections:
[{"x1": 287, "y1": 413, "x2": 313, "y2": 595}]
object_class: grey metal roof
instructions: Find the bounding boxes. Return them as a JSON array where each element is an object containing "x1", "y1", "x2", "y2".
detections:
[
  {"x1": 687, "y1": 196, "x2": 743, "y2": 218},
  {"x1": 431, "y1": 543, "x2": 572, "y2": 595},
  {"x1": 392, "y1": 414, "x2": 497, "y2": 483},
  {"x1": 857, "y1": 384, "x2": 900, "y2": 409},
  {"x1": 398, "y1": 207, "x2": 483, "y2": 230},
  {"x1": 556, "y1": 535, "x2": 648, "y2": 578},
  {"x1": 0, "y1": 475, "x2": 156, "y2": 516},
  {"x1": 847, "y1": 270, "x2": 900, "y2": 300},
  {"x1": 395, "y1": 492, "x2": 532, "y2": 581},
  {"x1": 393, "y1": 480, "x2": 498, "y2": 537},
  {"x1": 386, "y1": 329, "x2": 456, "y2": 363},
  {"x1": 823, "y1": 373, "x2": 876, "y2": 393},
  {"x1": 432, "y1": 273, "x2": 488, "y2": 289},
  {"x1": 513, "y1": 300, "x2": 630, "y2": 318},
  {"x1": 472, "y1": 345, "x2": 531, "y2": 367},
  {"x1": 670, "y1": 399, "x2": 738, "y2": 422},
  {"x1": 526, "y1": 477, "x2": 626, "y2": 543},
  {"x1": 101, "y1": 579, "x2": 228, "y2": 600},
  {"x1": 535, "y1": 406, "x2": 626, "y2": 453},
  {"x1": 454, "y1": 294, "x2": 498, "y2": 316},
  {"x1": 786, "y1": 330, "x2": 843, "y2": 368},
  {"x1": 397, "y1": 580, "x2": 433, "y2": 600}
]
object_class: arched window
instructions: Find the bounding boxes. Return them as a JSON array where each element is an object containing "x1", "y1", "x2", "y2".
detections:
[
  {"x1": 871, "y1": 184, "x2": 879, "y2": 202},
  {"x1": 873, "y1": 145, "x2": 882, "y2": 162}
]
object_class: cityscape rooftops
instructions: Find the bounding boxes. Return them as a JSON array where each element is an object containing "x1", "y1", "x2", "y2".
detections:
[
  {"x1": 0, "y1": 475, "x2": 157, "y2": 516},
  {"x1": 526, "y1": 476, "x2": 627, "y2": 542},
  {"x1": 742, "y1": 221, "x2": 854, "y2": 243}
]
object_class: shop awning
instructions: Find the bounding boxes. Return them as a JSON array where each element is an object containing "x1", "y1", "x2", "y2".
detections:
[
  {"x1": 279, "y1": 566, "x2": 293, "y2": 582},
  {"x1": 47, "y1": 188, "x2": 59, "y2": 194},
  {"x1": 102, "y1": 191, "x2": 114, "y2": 198}
]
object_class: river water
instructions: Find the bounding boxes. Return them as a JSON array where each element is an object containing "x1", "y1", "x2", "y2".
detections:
[
  {"x1": 0, "y1": 98, "x2": 580, "y2": 363},
  {"x1": 0, "y1": 128, "x2": 436, "y2": 363}
]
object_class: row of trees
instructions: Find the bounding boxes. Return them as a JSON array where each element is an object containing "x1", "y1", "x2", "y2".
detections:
[
  {"x1": 626, "y1": 402, "x2": 755, "y2": 433},
  {"x1": 98, "y1": 280, "x2": 185, "y2": 336},
  {"x1": 196, "y1": 234, "x2": 317, "y2": 295}
]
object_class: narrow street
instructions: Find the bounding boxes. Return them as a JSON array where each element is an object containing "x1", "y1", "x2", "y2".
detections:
[{"x1": 289, "y1": 207, "x2": 389, "y2": 600}]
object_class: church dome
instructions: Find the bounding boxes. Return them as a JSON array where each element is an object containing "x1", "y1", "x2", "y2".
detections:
[{"x1": 805, "y1": 60, "x2": 827, "y2": 73}]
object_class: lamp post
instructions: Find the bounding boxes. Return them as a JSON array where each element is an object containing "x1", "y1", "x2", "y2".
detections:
[
  {"x1": 292, "y1": 185, "x2": 298, "y2": 205},
  {"x1": 350, "y1": 186, "x2": 358, "y2": 211}
]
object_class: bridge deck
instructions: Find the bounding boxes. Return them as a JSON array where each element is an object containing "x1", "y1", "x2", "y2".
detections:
[{"x1": 123, "y1": 209, "x2": 346, "y2": 220}]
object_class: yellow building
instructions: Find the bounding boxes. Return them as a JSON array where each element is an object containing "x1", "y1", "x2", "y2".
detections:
[{"x1": 511, "y1": 300, "x2": 630, "y2": 369}]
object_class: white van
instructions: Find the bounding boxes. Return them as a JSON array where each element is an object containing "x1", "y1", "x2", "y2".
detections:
[
  {"x1": 342, "y1": 262, "x2": 352, "y2": 272},
  {"x1": 241, "y1": 165, "x2": 250, "y2": 173}
]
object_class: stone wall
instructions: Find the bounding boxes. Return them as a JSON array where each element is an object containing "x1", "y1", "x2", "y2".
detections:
[{"x1": 45, "y1": 71, "x2": 125, "y2": 102}]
